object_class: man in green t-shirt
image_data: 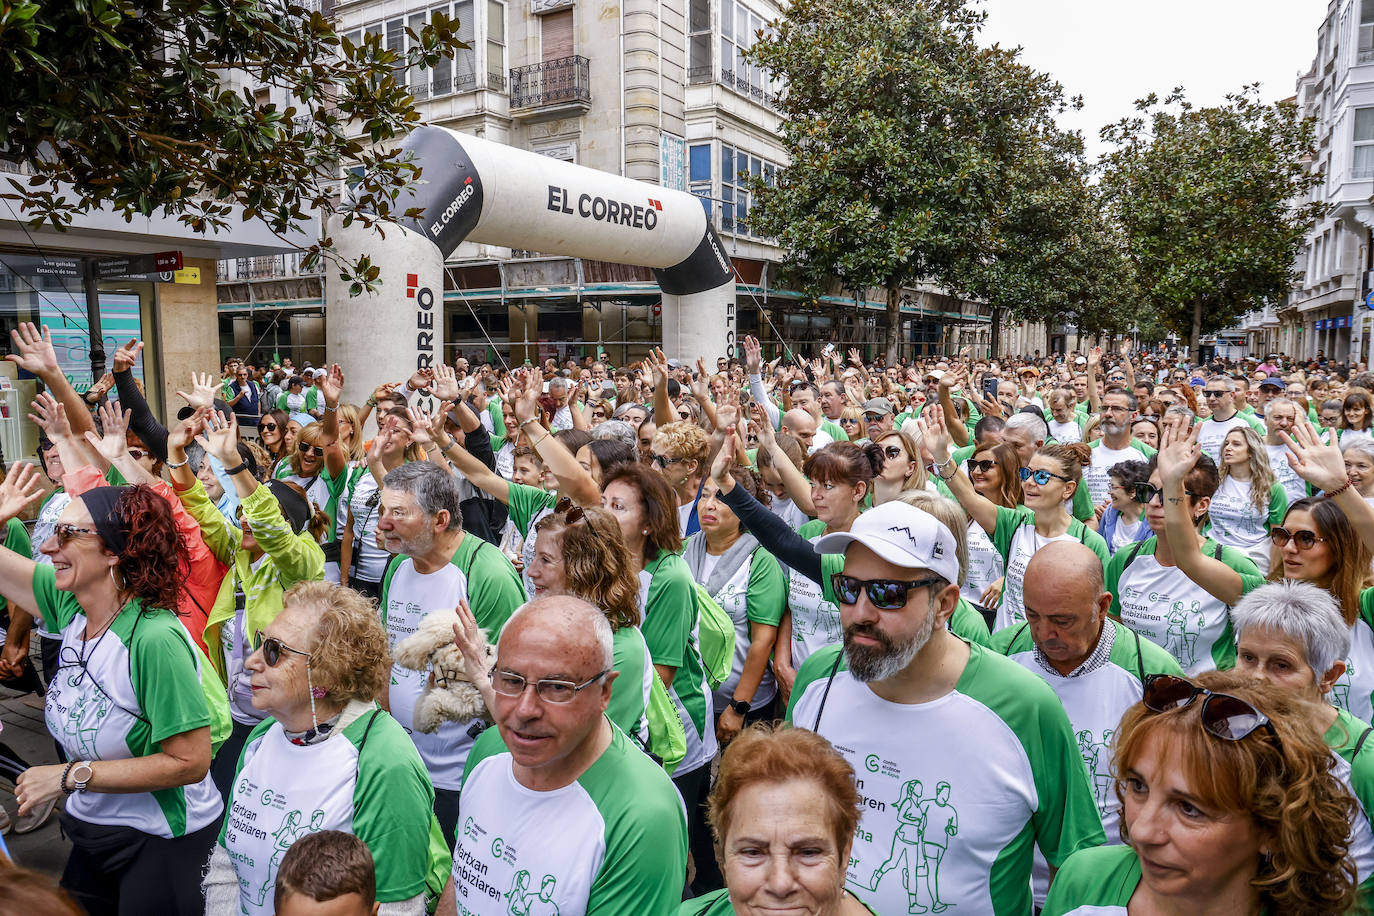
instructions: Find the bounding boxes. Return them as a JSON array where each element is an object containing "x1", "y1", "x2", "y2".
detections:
[{"x1": 436, "y1": 595, "x2": 687, "y2": 916}]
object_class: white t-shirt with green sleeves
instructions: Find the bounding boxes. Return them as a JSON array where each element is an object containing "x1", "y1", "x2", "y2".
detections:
[
  {"x1": 1041, "y1": 844, "x2": 1140, "y2": 915},
  {"x1": 1205, "y1": 476, "x2": 1286, "y2": 574},
  {"x1": 786, "y1": 642, "x2": 1106, "y2": 916},
  {"x1": 1108, "y1": 536, "x2": 1260, "y2": 675},
  {"x1": 963, "y1": 519, "x2": 1004, "y2": 610},
  {"x1": 379, "y1": 535, "x2": 526, "y2": 789},
  {"x1": 990, "y1": 505, "x2": 1110, "y2": 632},
  {"x1": 34, "y1": 564, "x2": 223, "y2": 838},
  {"x1": 506, "y1": 482, "x2": 558, "y2": 599},
  {"x1": 1324, "y1": 707, "x2": 1374, "y2": 901},
  {"x1": 786, "y1": 519, "x2": 846, "y2": 664},
  {"x1": 702, "y1": 543, "x2": 786, "y2": 712},
  {"x1": 607, "y1": 625, "x2": 652, "y2": 746},
  {"x1": 220, "y1": 708, "x2": 446, "y2": 914},
  {"x1": 453, "y1": 722, "x2": 688, "y2": 916}
]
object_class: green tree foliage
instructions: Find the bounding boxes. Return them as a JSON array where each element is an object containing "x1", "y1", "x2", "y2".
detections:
[
  {"x1": 1100, "y1": 86, "x2": 1324, "y2": 350},
  {"x1": 0, "y1": 0, "x2": 464, "y2": 288},
  {"x1": 746, "y1": 0, "x2": 1067, "y2": 361}
]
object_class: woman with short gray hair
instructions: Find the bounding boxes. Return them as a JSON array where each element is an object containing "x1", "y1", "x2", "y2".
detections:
[{"x1": 1231, "y1": 580, "x2": 1374, "y2": 905}]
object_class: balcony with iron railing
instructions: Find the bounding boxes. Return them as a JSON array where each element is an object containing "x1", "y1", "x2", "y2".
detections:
[
  {"x1": 218, "y1": 251, "x2": 321, "y2": 282},
  {"x1": 509, "y1": 55, "x2": 590, "y2": 121}
]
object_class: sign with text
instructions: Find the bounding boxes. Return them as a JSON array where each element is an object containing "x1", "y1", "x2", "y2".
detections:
[{"x1": 92, "y1": 250, "x2": 182, "y2": 279}]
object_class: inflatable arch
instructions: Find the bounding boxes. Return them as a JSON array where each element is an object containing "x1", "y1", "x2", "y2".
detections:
[{"x1": 327, "y1": 127, "x2": 737, "y2": 404}]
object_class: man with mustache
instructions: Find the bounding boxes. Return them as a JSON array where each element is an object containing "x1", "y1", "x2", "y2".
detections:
[
  {"x1": 989, "y1": 541, "x2": 1181, "y2": 909},
  {"x1": 786, "y1": 501, "x2": 1104, "y2": 916}
]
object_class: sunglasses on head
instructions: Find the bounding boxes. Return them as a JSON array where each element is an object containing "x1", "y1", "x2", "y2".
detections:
[
  {"x1": 967, "y1": 459, "x2": 996, "y2": 473},
  {"x1": 253, "y1": 630, "x2": 312, "y2": 667},
  {"x1": 298, "y1": 441, "x2": 324, "y2": 457},
  {"x1": 53, "y1": 523, "x2": 99, "y2": 546},
  {"x1": 830, "y1": 573, "x2": 945, "y2": 609},
  {"x1": 552, "y1": 496, "x2": 586, "y2": 525},
  {"x1": 1270, "y1": 526, "x2": 1326, "y2": 550},
  {"x1": 1019, "y1": 467, "x2": 1072, "y2": 486},
  {"x1": 1142, "y1": 674, "x2": 1280, "y2": 745}
]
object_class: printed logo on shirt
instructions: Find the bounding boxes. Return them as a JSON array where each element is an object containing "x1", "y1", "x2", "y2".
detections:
[
  {"x1": 1163, "y1": 601, "x2": 1204, "y2": 671},
  {"x1": 506, "y1": 871, "x2": 561, "y2": 916},
  {"x1": 1333, "y1": 659, "x2": 1355, "y2": 713},
  {"x1": 863, "y1": 777, "x2": 960, "y2": 914},
  {"x1": 1077, "y1": 729, "x2": 1115, "y2": 810},
  {"x1": 56, "y1": 673, "x2": 112, "y2": 760}
]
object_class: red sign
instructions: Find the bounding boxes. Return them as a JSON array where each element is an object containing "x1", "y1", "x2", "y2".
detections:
[{"x1": 154, "y1": 251, "x2": 183, "y2": 272}]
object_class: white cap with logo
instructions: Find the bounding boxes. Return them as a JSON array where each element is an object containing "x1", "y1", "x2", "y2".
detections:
[{"x1": 814, "y1": 501, "x2": 961, "y2": 585}]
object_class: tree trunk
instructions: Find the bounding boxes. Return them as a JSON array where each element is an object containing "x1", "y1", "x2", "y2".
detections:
[
  {"x1": 990, "y1": 305, "x2": 1003, "y2": 359},
  {"x1": 884, "y1": 284, "x2": 902, "y2": 365},
  {"x1": 1189, "y1": 298, "x2": 1203, "y2": 358}
]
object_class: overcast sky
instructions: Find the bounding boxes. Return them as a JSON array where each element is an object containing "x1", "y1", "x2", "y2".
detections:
[{"x1": 976, "y1": 0, "x2": 1332, "y2": 161}]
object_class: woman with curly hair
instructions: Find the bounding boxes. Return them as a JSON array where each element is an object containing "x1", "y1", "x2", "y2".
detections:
[
  {"x1": 1207, "y1": 426, "x2": 1287, "y2": 574},
  {"x1": 0, "y1": 465, "x2": 224, "y2": 914},
  {"x1": 203, "y1": 580, "x2": 449, "y2": 916},
  {"x1": 1043, "y1": 670, "x2": 1359, "y2": 916}
]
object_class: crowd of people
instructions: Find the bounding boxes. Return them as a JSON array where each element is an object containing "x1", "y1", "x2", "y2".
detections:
[{"x1": 1, "y1": 325, "x2": 1374, "y2": 914}]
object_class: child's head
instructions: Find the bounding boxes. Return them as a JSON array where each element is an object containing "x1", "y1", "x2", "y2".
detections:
[{"x1": 273, "y1": 831, "x2": 379, "y2": 916}]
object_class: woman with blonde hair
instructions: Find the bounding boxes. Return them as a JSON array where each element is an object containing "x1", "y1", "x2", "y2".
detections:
[
  {"x1": 868, "y1": 429, "x2": 929, "y2": 506},
  {"x1": 1043, "y1": 671, "x2": 1358, "y2": 916},
  {"x1": 1207, "y1": 425, "x2": 1287, "y2": 573}
]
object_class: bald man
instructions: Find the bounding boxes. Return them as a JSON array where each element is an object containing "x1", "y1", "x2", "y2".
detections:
[
  {"x1": 990, "y1": 540, "x2": 1181, "y2": 908},
  {"x1": 437, "y1": 596, "x2": 687, "y2": 916},
  {"x1": 780, "y1": 408, "x2": 821, "y2": 454}
]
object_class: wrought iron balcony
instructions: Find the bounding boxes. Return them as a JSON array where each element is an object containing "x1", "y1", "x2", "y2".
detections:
[{"x1": 509, "y1": 55, "x2": 590, "y2": 118}]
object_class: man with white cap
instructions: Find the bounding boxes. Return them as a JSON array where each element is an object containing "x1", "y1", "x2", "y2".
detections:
[{"x1": 786, "y1": 500, "x2": 1104, "y2": 916}]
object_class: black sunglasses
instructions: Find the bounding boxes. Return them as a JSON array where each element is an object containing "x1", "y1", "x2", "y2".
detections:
[
  {"x1": 1142, "y1": 674, "x2": 1280, "y2": 745},
  {"x1": 883, "y1": 445, "x2": 905, "y2": 460},
  {"x1": 831, "y1": 573, "x2": 945, "y2": 610},
  {"x1": 553, "y1": 496, "x2": 586, "y2": 525},
  {"x1": 260, "y1": 422, "x2": 279, "y2": 432},
  {"x1": 253, "y1": 630, "x2": 312, "y2": 667},
  {"x1": 298, "y1": 441, "x2": 325, "y2": 457},
  {"x1": 1131, "y1": 482, "x2": 1200, "y2": 505},
  {"x1": 967, "y1": 459, "x2": 996, "y2": 473},
  {"x1": 1270, "y1": 527, "x2": 1327, "y2": 550},
  {"x1": 651, "y1": 454, "x2": 686, "y2": 468}
]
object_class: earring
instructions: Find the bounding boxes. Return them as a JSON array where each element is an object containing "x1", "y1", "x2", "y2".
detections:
[{"x1": 642, "y1": 529, "x2": 649, "y2": 536}]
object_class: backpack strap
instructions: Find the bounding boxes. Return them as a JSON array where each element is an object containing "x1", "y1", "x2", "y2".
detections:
[
  {"x1": 811, "y1": 648, "x2": 847, "y2": 733},
  {"x1": 1009, "y1": 622, "x2": 1031, "y2": 656},
  {"x1": 1120, "y1": 539, "x2": 1147, "y2": 576},
  {"x1": 1130, "y1": 624, "x2": 1145, "y2": 685},
  {"x1": 1356, "y1": 725, "x2": 1374, "y2": 759}
]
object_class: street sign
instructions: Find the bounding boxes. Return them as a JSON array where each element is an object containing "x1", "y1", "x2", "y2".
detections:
[
  {"x1": 33, "y1": 257, "x2": 81, "y2": 278},
  {"x1": 173, "y1": 267, "x2": 200, "y2": 284},
  {"x1": 1365, "y1": 289, "x2": 1374, "y2": 309},
  {"x1": 92, "y1": 250, "x2": 182, "y2": 279}
]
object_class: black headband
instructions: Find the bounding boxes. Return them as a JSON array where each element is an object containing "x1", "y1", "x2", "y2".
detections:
[{"x1": 78, "y1": 486, "x2": 129, "y2": 556}]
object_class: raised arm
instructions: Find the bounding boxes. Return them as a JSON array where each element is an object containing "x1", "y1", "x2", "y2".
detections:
[
  {"x1": 752, "y1": 403, "x2": 815, "y2": 516},
  {"x1": 919, "y1": 406, "x2": 1000, "y2": 535},
  {"x1": 1158, "y1": 420, "x2": 1245, "y2": 606},
  {"x1": 1118, "y1": 340, "x2": 1137, "y2": 391},
  {"x1": 29, "y1": 392, "x2": 96, "y2": 477},
  {"x1": 510, "y1": 371, "x2": 599, "y2": 507},
  {"x1": 316, "y1": 363, "x2": 348, "y2": 478},
  {"x1": 0, "y1": 464, "x2": 47, "y2": 617},
  {"x1": 712, "y1": 431, "x2": 824, "y2": 584},
  {"x1": 1086, "y1": 346, "x2": 1104, "y2": 415},
  {"x1": 1282, "y1": 415, "x2": 1374, "y2": 556},
  {"x1": 938, "y1": 366, "x2": 971, "y2": 448},
  {"x1": 8, "y1": 323, "x2": 101, "y2": 458},
  {"x1": 647, "y1": 348, "x2": 676, "y2": 428},
  {"x1": 745, "y1": 336, "x2": 782, "y2": 430}
]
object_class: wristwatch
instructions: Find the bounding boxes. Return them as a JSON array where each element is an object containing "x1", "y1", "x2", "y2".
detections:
[
  {"x1": 728, "y1": 699, "x2": 751, "y2": 717},
  {"x1": 70, "y1": 760, "x2": 94, "y2": 793}
]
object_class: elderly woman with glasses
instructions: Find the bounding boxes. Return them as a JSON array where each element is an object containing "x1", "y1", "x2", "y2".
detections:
[
  {"x1": 203, "y1": 581, "x2": 448, "y2": 916},
  {"x1": 1044, "y1": 670, "x2": 1358, "y2": 916},
  {"x1": 0, "y1": 466, "x2": 224, "y2": 914},
  {"x1": 1229, "y1": 581, "x2": 1374, "y2": 905}
]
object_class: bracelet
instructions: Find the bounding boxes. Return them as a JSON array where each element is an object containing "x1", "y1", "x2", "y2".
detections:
[
  {"x1": 224, "y1": 462, "x2": 248, "y2": 476},
  {"x1": 366, "y1": 396, "x2": 377, "y2": 407},
  {"x1": 60, "y1": 760, "x2": 77, "y2": 796},
  {"x1": 323, "y1": 405, "x2": 338, "y2": 413},
  {"x1": 531, "y1": 432, "x2": 550, "y2": 447},
  {"x1": 165, "y1": 458, "x2": 188, "y2": 470},
  {"x1": 1327, "y1": 478, "x2": 1355, "y2": 499},
  {"x1": 519, "y1": 417, "x2": 542, "y2": 428},
  {"x1": 934, "y1": 457, "x2": 956, "y2": 480}
]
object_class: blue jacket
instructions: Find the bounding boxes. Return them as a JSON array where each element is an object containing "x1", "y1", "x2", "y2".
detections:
[{"x1": 1099, "y1": 506, "x2": 1151, "y2": 555}]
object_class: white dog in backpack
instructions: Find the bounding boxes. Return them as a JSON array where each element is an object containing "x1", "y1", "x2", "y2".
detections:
[{"x1": 393, "y1": 608, "x2": 494, "y2": 733}]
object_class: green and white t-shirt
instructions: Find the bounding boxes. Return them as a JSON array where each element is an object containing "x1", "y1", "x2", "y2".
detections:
[
  {"x1": 1083, "y1": 439, "x2": 1155, "y2": 507},
  {"x1": 1321, "y1": 589, "x2": 1374, "y2": 738},
  {"x1": 1109, "y1": 536, "x2": 1260, "y2": 675},
  {"x1": 1266, "y1": 443, "x2": 1308, "y2": 504},
  {"x1": 679, "y1": 888, "x2": 878, "y2": 915},
  {"x1": 786, "y1": 519, "x2": 847, "y2": 665},
  {"x1": 607, "y1": 625, "x2": 652, "y2": 746},
  {"x1": 990, "y1": 505, "x2": 1110, "y2": 631},
  {"x1": 1047, "y1": 417, "x2": 1084, "y2": 444},
  {"x1": 991, "y1": 619, "x2": 1183, "y2": 906},
  {"x1": 379, "y1": 536, "x2": 525, "y2": 789},
  {"x1": 506, "y1": 481, "x2": 558, "y2": 599},
  {"x1": 1205, "y1": 477, "x2": 1286, "y2": 574},
  {"x1": 453, "y1": 722, "x2": 688, "y2": 916},
  {"x1": 1196, "y1": 413, "x2": 1261, "y2": 465},
  {"x1": 34, "y1": 565, "x2": 223, "y2": 838},
  {"x1": 786, "y1": 642, "x2": 1106, "y2": 916},
  {"x1": 1324, "y1": 707, "x2": 1374, "y2": 902},
  {"x1": 963, "y1": 518, "x2": 1004, "y2": 610},
  {"x1": 220, "y1": 708, "x2": 447, "y2": 914},
  {"x1": 702, "y1": 543, "x2": 786, "y2": 712},
  {"x1": 639, "y1": 551, "x2": 716, "y2": 775},
  {"x1": 1040, "y1": 844, "x2": 1141, "y2": 915}
]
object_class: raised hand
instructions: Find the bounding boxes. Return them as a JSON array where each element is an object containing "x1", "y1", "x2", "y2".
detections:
[
  {"x1": 28, "y1": 392, "x2": 72, "y2": 442},
  {"x1": 917, "y1": 405, "x2": 952, "y2": 463},
  {"x1": 169, "y1": 408, "x2": 209, "y2": 452},
  {"x1": 432, "y1": 364, "x2": 461, "y2": 401},
  {"x1": 111, "y1": 339, "x2": 143, "y2": 374},
  {"x1": 647, "y1": 348, "x2": 670, "y2": 388},
  {"x1": 6, "y1": 323, "x2": 59, "y2": 377},
  {"x1": 1155, "y1": 415, "x2": 1201, "y2": 488},
  {"x1": 0, "y1": 462, "x2": 45, "y2": 523},
  {"x1": 693, "y1": 357, "x2": 711, "y2": 402},
  {"x1": 197, "y1": 410, "x2": 241, "y2": 467},
  {"x1": 371, "y1": 381, "x2": 398, "y2": 405},
  {"x1": 451, "y1": 599, "x2": 496, "y2": 716},
  {"x1": 406, "y1": 405, "x2": 438, "y2": 449},
  {"x1": 848, "y1": 348, "x2": 863, "y2": 367},
  {"x1": 750, "y1": 403, "x2": 775, "y2": 449},
  {"x1": 407, "y1": 368, "x2": 434, "y2": 391},
  {"x1": 715, "y1": 401, "x2": 739, "y2": 434},
  {"x1": 743, "y1": 336, "x2": 762, "y2": 375},
  {"x1": 711, "y1": 430, "x2": 739, "y2": 490},
  {"x1": 176, "y1": 372, "x2": 219, "y2": 411},
  {"x1": 1280, "y1": 415, "x2": 1349, "y2": 493},
  {"x1": 1087, "y1": 346, "x2": 1103, "y2": 369},
  {"x1": 82, "y1": 402, "x2": 133, "y2": 466},
  {"x1": 320, "y1": 363, "x2": 345, "y2": 407},
  {"x1": 512, "y1": 370, "x2": 542, "y2": 425}
]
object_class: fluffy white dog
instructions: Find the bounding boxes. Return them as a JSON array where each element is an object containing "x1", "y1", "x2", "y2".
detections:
[{"x1": 393, "y1": 609, "x2": 494, "y2": 733}]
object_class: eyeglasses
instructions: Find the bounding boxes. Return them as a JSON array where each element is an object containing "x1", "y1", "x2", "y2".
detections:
[
  {"x1": 1270, "y1": 527, "x2": 1327, "y2": 550},
  {"x1": 261, "y1": 423, "x2": 279, "y2": 432},
  {"x1": 883, "y1": 445, "x2": 905, "y2": 460},
  {"x1": 967, "y1": 459, "x2": 996, "y2": 473},
  {"x1": 830, "y1": 574, "x2": 945, "y2": 610},
  {"x1": 253, "y1": 630, "x2": 313, "y2": 667},
  {"x1": 1203, "y1": 390, "x2": 1228, "y2": 399},
  {"x1": 1142, "y1": 674, "x2": 1280, "y2": 745},
  {"x1": 839, "y1": 417, "x2": 860, "y2": 425},
  {"x1": 863, "y1": 413, "x2": 884, "y2": 422},
  {"x1": 1019, "y1": 467, "x2": 1072, "y2": 486},
  {"x1": 650, "y1": 454, "x2": 686, "y2": 468},
  {"x1": 1131, "y1": 483, "x2": 1200, "y2": 505},
  {"x1": 298, "y1": 441, "x2": 325, "y2": 457},
  {"x1": 490, "y1": 667, "x2": 610, "y2": 703},
  {"x1": 53, "y1": 523, "x2": 99, "y2": 546},
  {"x1": 127, "y1": 448, "x2": 147, "y2": 460}
]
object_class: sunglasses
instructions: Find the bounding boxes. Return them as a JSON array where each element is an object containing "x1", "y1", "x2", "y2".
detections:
[
  {"x1": 1019, "y1": 467, "x2": 1072, "y2": 486},
  {"x1": 840, "y1": 417, "x2": 860, "y2": 425},
  {"x1": 127, "y1": 448, "x2": 148, "y2": 461},
  {"x1": 253, "y1": 630, "x2": 312, "y2": 667},
  {"x1": 1131, "y1": 483, "x2": 1200, "y2": 505},
  {"x1": 967, "y1": 459, "x2": 996, "y2": 473},
  {"x1": 883, "y1": 445, "x2": 905, "y2": 460},
  {"x1": 830, "y1": 573, "x2": 945, "y2": 610},
  {"x1": 298, "y1": 441, "x2": 325, "y2": 457},
  {"x1": 53, "y1": 523, "x2": 99, "y2": 546},
  {"x1": 1203, "y1": 390, "x2": 1228, "y2": 398},
  {"x1": 260, "y1": 423, "x2": 279, "y2": 432},
  {"x1": 863, "y1": 413, "x2": 884, "y2": 422},
  {"x1": 1142, "y1": 674, "x2": 1280, "y2": 745},
  {"x1": 1270, "y1": 527, "x2": 1327, "y2": 550},
  {"x1": 553, "y1": 496, "x2": 586, "y2": 526},
  {"x1": 650, "y1": 454, "x2": 686, "y2": 468}
]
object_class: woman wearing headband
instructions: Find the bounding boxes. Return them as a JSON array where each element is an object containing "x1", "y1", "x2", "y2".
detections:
[
  {"x1": 1043, "y1": 671, "x2": 1357, "y2": 916},
  {"x1": 0, "y1": 465, "x2": 223, "y2": 914}
]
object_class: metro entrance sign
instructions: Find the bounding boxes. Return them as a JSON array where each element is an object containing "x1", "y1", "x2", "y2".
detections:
[{"x1": 92, "y1": 250, "x2": 182, "y2": 279}]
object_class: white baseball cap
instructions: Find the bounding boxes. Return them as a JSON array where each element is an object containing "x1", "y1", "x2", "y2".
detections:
[{"x1": 814, "y1": 501, "x2": 960, "y2": 585}]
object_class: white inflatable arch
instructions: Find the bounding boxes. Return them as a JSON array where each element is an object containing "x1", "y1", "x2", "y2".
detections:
[{"x1": 327, "y1": 127, "x2": 736, "y2": 404}]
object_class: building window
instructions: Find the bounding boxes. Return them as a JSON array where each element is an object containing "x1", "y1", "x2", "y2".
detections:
[
  {"x1": 487, "y1": 0, "x2": 506, "y2": 88},
  {"x1": 688, "y1": 0, "x2": 710, "y2": 83},
  {"x1": 1355, "y1": 107, "x2": 1374, "y2": 179},
  {"x1": 689, "y1": 143, "x2": 712, "y2": 215},
  {"x1": 355, "y1": 4, "x2": 476, "y2": 98},
  {"x1": 1361, "y1": 0, "x2": 1374, "y2": 62}
]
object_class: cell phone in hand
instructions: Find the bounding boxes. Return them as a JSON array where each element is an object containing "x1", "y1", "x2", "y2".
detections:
[{"x1": 982, "y1": 376, "x2": 1000, "y2": 402}]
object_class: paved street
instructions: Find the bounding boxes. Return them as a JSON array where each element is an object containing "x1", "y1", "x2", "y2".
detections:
[{"x1": 1, "y1": 680, "x2": 72, "y2": 876}]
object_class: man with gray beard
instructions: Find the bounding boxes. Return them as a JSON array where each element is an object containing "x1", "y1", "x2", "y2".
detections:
[
  {"x1": 1082, "y1": 387, "x2": 1155, "y2": 506},
  {"x1": 785, "y1": 500, "x2": 1104, "y2": 916}
]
